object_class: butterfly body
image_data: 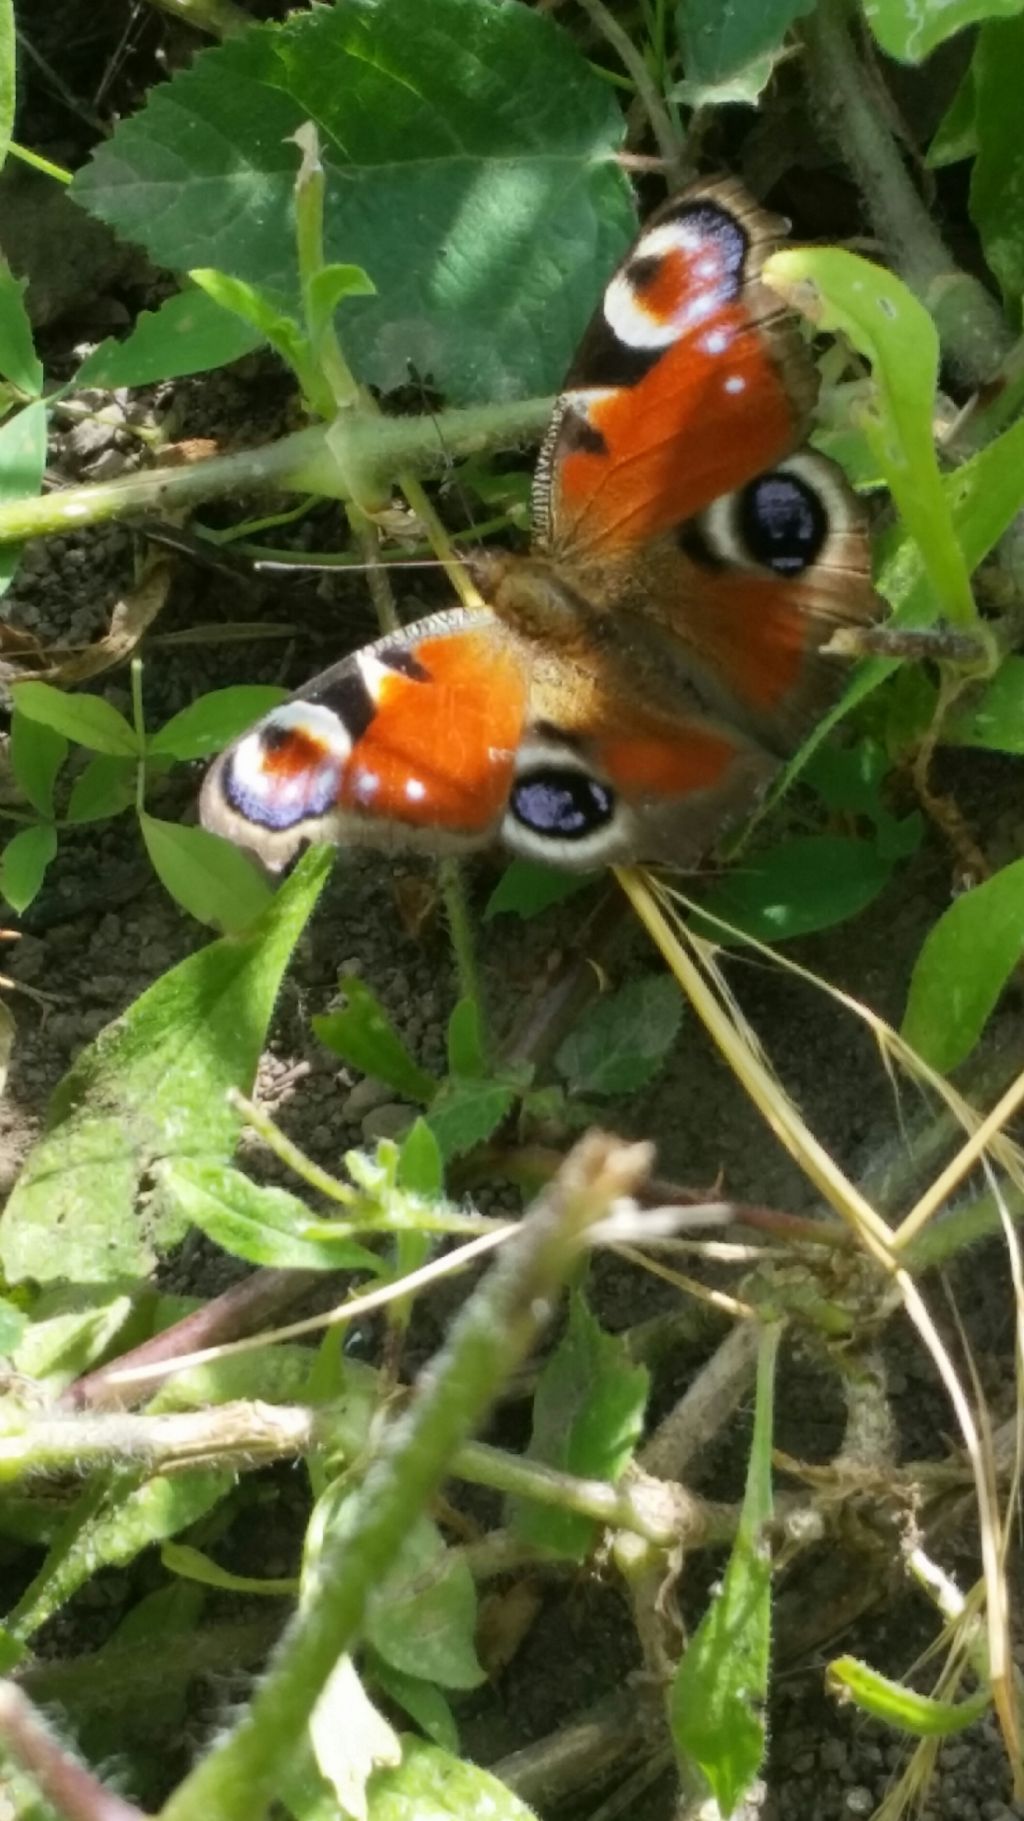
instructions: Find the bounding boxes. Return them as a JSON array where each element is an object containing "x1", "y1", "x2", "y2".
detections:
[{"x1": 201, "y1": 182, "x2": 882, "y2": 873}]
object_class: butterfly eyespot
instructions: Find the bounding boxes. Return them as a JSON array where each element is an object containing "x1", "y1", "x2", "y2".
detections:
[
  {"x1": 510, "y1": 768, "x2": 615, "y2": 840},
  {"x1": 736, "y1": 470, "x2": 829, "y2": 576}
]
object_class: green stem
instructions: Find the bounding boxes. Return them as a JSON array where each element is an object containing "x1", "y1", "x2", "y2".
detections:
[
  {"x1": 7, "y1": 143, "x2": 72, "y2": 183},
  {"x1": 0, "y1": 398, "x2": 552, "y2": 546},
  {"x1": 158, "y1": 1134, "x2": 647, "y2": 1821},
  {"x1": 575, "y1": 0, "x2": 682, "y2": 174},
  {"x1": 439, "y1": 857, "x2": 486, "y2": 1041},
  {"x1": 803, "y1": 0, "x2": 1013, "y2": 386},
  {"x1": 130, "y1": 658, "x2": 146, "y2": 816}
]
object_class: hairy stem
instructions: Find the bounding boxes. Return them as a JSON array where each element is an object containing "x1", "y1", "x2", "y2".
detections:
[{"x1": 803, "y1": 0, "x2": 1012, "y2": 386}]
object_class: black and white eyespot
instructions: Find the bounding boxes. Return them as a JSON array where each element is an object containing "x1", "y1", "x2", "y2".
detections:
[
  {"x1": 218, "y1": 702, "x2": 351, "y2": 833},
  {"x1": 503, "y1": 737, "x2": 619, "y2": 867},
  {"x1": 686, "y1": 452, "x2": 847, "y2": 579},
  {"x1": 603, "y1": 203, "x2": 748, "y2": 353}
]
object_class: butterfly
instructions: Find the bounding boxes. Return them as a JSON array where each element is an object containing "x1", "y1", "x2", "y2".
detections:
[{"x1": 200, "y1": 179, "x2": 881, "y2": 874}]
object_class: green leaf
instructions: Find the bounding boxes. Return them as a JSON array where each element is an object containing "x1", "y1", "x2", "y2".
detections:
[
  {"x1": 864, "y1": 0, "x2": 1024, "y2": 62},
  {"x1": 306, "y1": 1659, "x2": 401, "y2": 1821},
  {"x1": 970, "y1": 16, "x2": 1024, "y2": 305},
  {"x1": 72, "y1": 0, "x2": 634, "y2": 404},
  {"x1": 0, "y1": 0, "x2": 13, "y2": 173},
  {"x1": 189, "y1": 268, "x2": 320, "y2": 397},
  {"x1": 10, "y1": 680, "x2": 139, "y2": 755},
  {"x1": 367, "y1": 1515, "x2": 484, "y2": 1690},
  {"x1": 0, "y1": 823, "x2": 56, "y2": 913},
  {"x1": 149, "y1": 685, "x2": 289, "y2": 759},
  {"x1": 314, "y1": 975, "x2": 437, "y2": 1103},
  {"x1": 698, "y1": 835, "x2": 894, "y2": 944},
  {"x1": 672, "y1": 45, "x2": 782, "y2": 107},
  {"x1": 672, "y1": 1325, "x2": 778, "y2": 1813},
  {"x1": 158, "y1": 1157, "x2": 381, "y2": 1272},
  {"x1": 483, "y1": 858, "x2": 595, "y2": 921},
  {"x1": 947, "y1": 657, "x2": 1024, "y2": 753},
  {"x1": 446, "y1": 996, "x2": 488, "y2": 1078},
  {"x1": 0, "y1": 262, "x2": 42, "y2": 395},
  {"x1": 366, "y1": 1737, "x2": 538, "y2": 1821},
  {"x1": 10, "y1": 708, "x2": 67, "y2": 817},
  {"x1": 75, "y1": 286, "x2": 264, "y2": 389},
  {"x1": 766, "y1": 247, "x2": 975, "y2": 626},
  {"x1": 902, "y1": 857, "x2": 1024, "y2": 1072},
  {"x1": 397, "y1": 1117, "x2": 444, "y2": 1199},
  {"x1": 927, "y1": 63, "x2": 976, "y2": 169},
  {"x1": 162, "y1": 1540, "x2": 297, "y2": 1596},
  {"x1": 6, "y1": 1468, "x2": 232, "y2": 1644},
  {"x1": 0, "y1": 1297, "x2": 27, "y2": 1357},
  {"x1": 65, "y1": 753, "x2": 138, "y2": 823},
  {"x1": 306, "y1": 261, "x2": 376, "y2": 348},
  {"x1": 509, "y1": 1291, "x2": 649, "y2": 1559},
  {"x1": 369, "y1": 1660, "x2": 459, "y2": 1753},
  {"x1": 11, "y1": 1281, "x2": 141, "y2": 1390},
  {"x1": 426, "y1": 1077, "x2": 516, "y2": 1160},
  {"x1": 675, "y1": 0, "x2": 814, "y2": 82},
  {"x1": 0, "y1": 846, "x2": 332, "y2": 1285},
  {"x1": 827, "y1": 1655, "x2": 991, "y2": 1736},
  {"x1": 0, "y1": 398, "x2": 47, "y2": 598},
  {"x1": 139, "y1": 812, "x2": 273, "y2": 931},
  {"x1": 555, "y1": 974, "x2": 682, "y2": 1096}
]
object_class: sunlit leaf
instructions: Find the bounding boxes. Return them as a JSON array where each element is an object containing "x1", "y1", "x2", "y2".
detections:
[
  {"x1": 827, "y1": 1655, "x2": 991, "y2": 1735},
  {"x1": 75, "y1": 286, "x2": 264, "y2": 388},
  {"x1": 902, "y1": 857, "x2": 1024, "y2": 1071},
  {"x1": 0, "y1": 823, "x2": 56, "y2": 913},
  {"x1": 159, "y1": 1157, "x2": 380, "y2": 1272},
  {"x1": 139, "y1": 812, "x2": 273, "y2": 931},
  {"x1": 11, "y1": 680, "x2": 139, "y2": 756},
  {"x1": 864, "y1": 0, "x2": 1024, "y2": 61}
]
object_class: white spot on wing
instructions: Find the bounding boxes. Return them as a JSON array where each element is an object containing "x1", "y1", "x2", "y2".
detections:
[
  {"x1": 405, "y1": 778, "x2": 426, "y2": 802},
  {"x1": 724, "y1": 375, "x2": 746, "y2": 394}
]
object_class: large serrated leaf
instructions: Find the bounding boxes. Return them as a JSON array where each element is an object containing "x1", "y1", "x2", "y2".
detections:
[
  {"x1": 71, "y1": 0, "x2": 633, "y2": 405},
  {"x1": 0, "y1": 847, "x2": 332, "y2": 1285}
]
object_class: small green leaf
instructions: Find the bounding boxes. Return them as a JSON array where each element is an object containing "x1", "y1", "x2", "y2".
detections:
[
  {"x1": 426, "y1": 1078, "x2": 516, "y2": 1160},
  {"x1": 766, "y1": 247, "x2": 975, "y2": 626},
  {"x1": 0, "y1": 1297, "x2": 27, "y2": 1357},
  {"x1": 159, "y1": 1157, "x2": 381, "y2": 1272},
  {"x1": 139, "y1": 812, "x2": 273, "y2": 931},
  {"x1": 927, "y1": 64, "x2": 976, "y2": 169},
  {"x1": 555, "y1": 974, "x2": 682, "y2": 1096},
  {"x1": 947, "y1": 657, "x2": 1024, "y2": 753},
  {"x1": 446, "y1": 996, "x2": 488, "y2": 1078},
  {"x1": 12, "y1": 1281, "x2": 140, "y2": 1390},
  {"x1": 76, "y1": 286, "x2": 264, "y2": 389},
  {"x1": 65, "y1": 753, "x2": 137, "y2": 823},
  {"x1": 675, "y1": 0, "x2": 814, "y2": 82},
  {"x1": 1, "y1": 847, "x2": 332, "y2": 1285},
  {"x1": 509, "y1": 1291, "x2": 649, "y2": 1559},
  {"x1": 699, "y1": 835, "x2": 894, "y2": 944},
  {"x1": 314, "y1": 976, "x2": 437, "y2": 1104},
  {"x1": 306, "y1": 261, "x2": 376, "y2": 346},
  {"x1": 902, "y1": 858, "x2": 1024, "y2": 1071},
  {"x1": 0, "y1": 398, "x2": 47, "y2": 598},
  {"x1": 483, "y1": 858, "x2": 594, "y2": 921},
  {"x1": 828, "y1": 1655, "x2": 991, "y2": 1735},
  {"x1": 10, "y1": 680, "x2": 139, "y2": 755},
  {"x1": 366, "y1": 1737, "x2": 538, "y2": 1821},
  {"x1": 672, "y1": 1324, "x2": 779, "y2": 1813},
  {"x1": 368, "y1": 1515, "x2": 484, "y2": 1691},
  {"x1": 370, "y1": 1660, "x2": 459, "y2": 1753},
  {"x1": 10, "y1": 708, "x2": 67, "y2": 817},
  {"x1": 397, "y1": 1118, "x2": 444, "y2": 1199},
  {"x1": 162, "y1": 1540, "x2": 297, "y2": 1596},
  {"x1": 190, "y1": 267, "x2": 319, "y2": 394},
  {"x1": 0, "y1": 823, "x2": 56, "y2": 913},
  {"x1": 672, "y1": 45, "x2": 781, "y2": 107},
  {"x1": 0, "y1": 262, "x2": 42, "y2": 395},
  {"x1": 149, "y1": 685, "x2": 289, "y2": 760},
  {"x1": 864, "y1": 0, "x2": 1024, "y2": 62},
  {"x1": 970, "y1": 16, "x2": 1024, "y2": 305},
  {"x1": 7, "y1": 1469, "x2": 232, "y2": 1643}
]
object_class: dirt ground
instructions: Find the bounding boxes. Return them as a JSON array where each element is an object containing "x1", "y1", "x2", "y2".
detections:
[{"x1": 4, "y1": 9, "x2": 1024, "y2": 1818}]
